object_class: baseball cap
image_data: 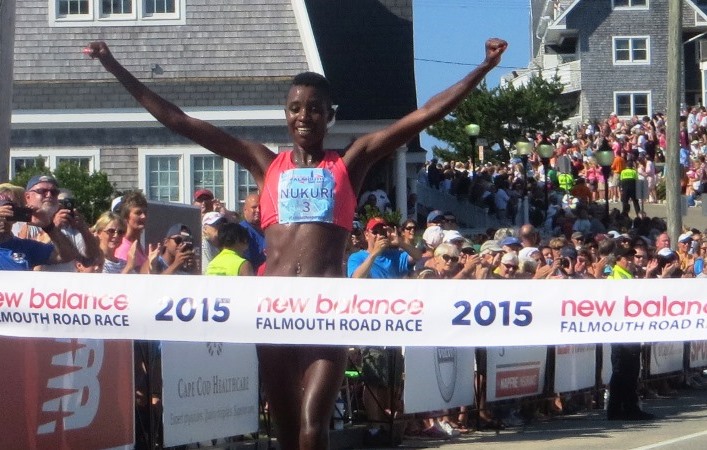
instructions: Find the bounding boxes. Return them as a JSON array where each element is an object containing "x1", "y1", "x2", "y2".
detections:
[
  {"x1": 426, "y1": 210, "x2": 444, "y2": 224},
  {"x1": 560, "y1": 246, "x2": 578, "y2": 259},
  {"x1": 202, "y1": 211, "x2": 225, "y2": 227},
  {"x1": 479, "y1": 240, "x2": 503, "y2": 254},
  {"x1": 678, "y1": 232, "x2": 693, "y2": 243},
  {"x1": 165, "y1": 223, "x2": 192, "y2": 239},
  {"x1": 571, "y1": 231, "x2": 584, "y2": 240},
  {"x1": 607, "y1": 230, "x2": 621, "y2": 239},
  {"x1": 500, "y1": 236, "x2": 522, "y2": 247},
  {"x1": 365, "y1": 217, "x2": 387, "y2": 231},
  {"x1": 422, "y1": 225, "x2": 444, "y2": 248},
  {"x1": 110, "y1": 196, "x2": 123, "y2": 213},
  {"x1": 442, "y1": 230, "x2": 464, "y2": 243},
  {"x1": 26, "y1": 175, "x2": 58, "y2": 191},
  {"x1": 193, "y1": 189, "x2": 214, "y2": 201},
  {"x1": 519, "y1": 247, "x2": 539, "y2": 260}
]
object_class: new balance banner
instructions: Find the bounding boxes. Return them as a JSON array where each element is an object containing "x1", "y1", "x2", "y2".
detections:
[{"x1": 2, "y1": 273, "x2": 707, "y2": 346}]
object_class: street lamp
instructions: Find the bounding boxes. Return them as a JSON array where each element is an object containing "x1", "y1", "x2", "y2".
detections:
[
  {"x1": 536, "y1": 142, "x2": 555, "y2": 217},
  {"x1": 464, "y1": 123, "x2": 480, "y2": 177},
  {"x1": 595, "y1": 146, "x2": 615, "y2": 225},
  {"x1": 515, "y1": 140, "x2": 533, "y2": 224}
]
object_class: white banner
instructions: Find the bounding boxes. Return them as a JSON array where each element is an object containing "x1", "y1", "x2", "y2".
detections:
[
  {"x1": 649, "y1": 342, "x2": 684, "y2": 375},
  {"x1": 403, "y1": 347, "x2": 474, "y2": 413},
  {"x1": 553, "y1": 345, "x2": 595, "y2": 393},
  {"x1": 486, "y1": 346, "x2": 547, "y2": 402},
  {"x1": 2, "y1": 273, "x2": 707, "y2": 346},
  {"x1": 689, "y1": 340, "x2": 707, "y2": 368},
  {"x1": 161, "y1": 342, "x2": 259, "y2": 447}
]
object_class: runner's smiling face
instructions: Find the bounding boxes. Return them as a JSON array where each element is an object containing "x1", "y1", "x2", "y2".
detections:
[{"x1": 285, "y1": 85, "x2": 331, "y2": 151}]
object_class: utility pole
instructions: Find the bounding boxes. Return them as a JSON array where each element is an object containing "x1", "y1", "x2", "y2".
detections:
[
  {"x1": 0, "y1": 0, "x2": 16, "y2": 182},
  {"x1": 666, "y1": 0, "x2": 683, "y2": 248}
]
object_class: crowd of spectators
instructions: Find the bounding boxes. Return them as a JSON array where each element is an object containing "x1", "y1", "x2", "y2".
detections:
[{"x1": 3, "y1": 109, "x2": 707, "y2": 443}]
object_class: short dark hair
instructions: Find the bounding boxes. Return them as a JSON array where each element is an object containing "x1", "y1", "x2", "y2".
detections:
[
  {"x1": 217, "y1": 222, "x2": 250, "y2": 249},
  {"x1": 119, "y1": 190, "x2": 147, "y2": 219},
  {"x1": 292, "y1": 71, "x2": 332, "y2": 105}
]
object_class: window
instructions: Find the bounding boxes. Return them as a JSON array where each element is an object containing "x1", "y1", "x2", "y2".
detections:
[
  {"x1": 12, "y1": 157, "x2": 49, "y2": 177},
  {"x1": 50, "y1": 0, "x2": 185, "y2": 26},
  {"x1": 57, "y1": 157, "x2": 91, "y2": 172},
  {"x1": 612, "y1": 0, "x2": 648, "y2": 9},
  {"x1": 615, "y1": 92, "x2": 651, "y2": 117},
  {"x1": 58, "y1": 0, "x2": 90, "y2": 15},
  {"x1": 236, "y1": 165, "x2": 258, "y2": 209},
  {"x1": 192, "y1": 155, "x2": 224, "y2": 201},
  {"x1": 147, "y1": 156, "x2": 180, "y2": 202},
  {"x1": 613, "y1": 37, "x2": 649, "y2": 65},
  {"x1": 101, "y1": 0, "x2": 132, "y2": 16}
]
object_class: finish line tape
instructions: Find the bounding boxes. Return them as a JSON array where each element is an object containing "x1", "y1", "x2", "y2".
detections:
[{"x1": 1, "y1": 272, "x2": 706, "y2": 346}]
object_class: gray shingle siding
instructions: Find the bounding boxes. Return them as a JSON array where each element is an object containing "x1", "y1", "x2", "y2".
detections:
[
  {"x1": 14, "y1": 0, "x2": 308, "y2": 83},
  {"x1": 564, "y1": 0, "x2": 669, "y2": 120}
]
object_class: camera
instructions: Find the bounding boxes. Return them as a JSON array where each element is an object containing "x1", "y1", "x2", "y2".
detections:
[
  {"x1": 561, "y1": 258, "x2": 571, "y2": 268},
  {"x1": 59, "y1": 198, "x2": 75, "y2": 216},
  {"x1": 182, "y1": 241, "x2": 194, "y2": 252},
  {"x1": 10, "y1": 205, "x2": 34, "y2": 222}
]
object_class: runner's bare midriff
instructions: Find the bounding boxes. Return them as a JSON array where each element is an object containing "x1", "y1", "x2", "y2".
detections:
[{"x1": 263, "y1": 222, "x2": 348, "y2": 277}]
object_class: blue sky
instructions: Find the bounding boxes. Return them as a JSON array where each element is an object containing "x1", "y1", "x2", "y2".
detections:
[{"x1": 413, "y1": 0, "x2": 532, "y2": 154}]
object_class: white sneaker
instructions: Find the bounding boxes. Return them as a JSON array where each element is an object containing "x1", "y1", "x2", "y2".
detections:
[{"x1": 436, "y1": 420, "x2": 460, "y2": 437}]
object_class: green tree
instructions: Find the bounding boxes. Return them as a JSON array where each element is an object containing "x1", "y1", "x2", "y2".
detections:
[
  {"x1": 427, "y1": 72, "x2": 569, "y2": 163},
  {"x1": 12, "y1": 158, "x2": 115, "y2": 224}
]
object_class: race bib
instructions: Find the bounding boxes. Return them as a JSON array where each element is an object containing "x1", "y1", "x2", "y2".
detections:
[{"x1": 278, "y1": 168, "x2": 335, "y2": 224}]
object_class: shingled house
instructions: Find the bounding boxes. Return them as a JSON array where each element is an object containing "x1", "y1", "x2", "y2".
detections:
[
  {"x1": 9, "y1": 0, "x2": 421, "y2": 211},
  {"x1": 507, "y1": 0, "x2": 707, "y2": 123}
]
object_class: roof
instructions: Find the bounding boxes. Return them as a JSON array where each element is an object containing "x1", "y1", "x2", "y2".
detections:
[{"x1": 304, "y1": 0, "x2": 417, "y2": 121}]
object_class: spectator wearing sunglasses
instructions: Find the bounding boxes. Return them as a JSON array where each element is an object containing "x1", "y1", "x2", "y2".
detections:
[
  {"x1": 347, "y1": 217, "x2": 420, "y2": 279},
  {"x1": 148, "y1": 223, "x2": 198, "y2": 275},
  {"x1": 20, "y1": 176, "x2": 100, "y2": 272},
  {"x1": 416, "y1": 243, "x2": 460, "y2": 279},
  {"x1": 493, "y1": 252, "x2": 520, "y2": 279},
  {"x1": 92, "y1": 211, "x2": 137, "y2": 274}
]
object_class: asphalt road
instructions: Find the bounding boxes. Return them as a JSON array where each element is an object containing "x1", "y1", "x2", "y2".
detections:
[{"x1": 362, "y1": 384, "x2": 707, "y2": 450}]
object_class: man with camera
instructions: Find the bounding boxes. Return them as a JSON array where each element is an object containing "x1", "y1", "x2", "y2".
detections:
[
  {"x1": 18, "y1": 175, "x2": 100, "y2": 272},
  {"x1": 0, "y1": 185, "x2": 80, "y2": 270},
  {"x1": 347, "y1": 217, "x2": 420, "y2": 279},
  {"x1": 148, "y1": 223, "x2": 198, "y2": 275}
]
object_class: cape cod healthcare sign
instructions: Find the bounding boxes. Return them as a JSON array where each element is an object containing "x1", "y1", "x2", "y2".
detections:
[{"x1": 161, "y1": 342, "x2": 259, "y2": 447}]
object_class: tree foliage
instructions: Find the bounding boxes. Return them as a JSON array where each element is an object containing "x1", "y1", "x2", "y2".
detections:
[
  {"x1": 12, "y1": 157, "x2": 115, "y2": 224},
  {"x1": 427, "y1": 72, "x2": 570, "y2": 163}
]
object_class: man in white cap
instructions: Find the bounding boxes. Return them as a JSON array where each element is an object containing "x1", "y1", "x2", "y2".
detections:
[
  {"x1": 676, "y1": 231, "x2": 695, "y2": 272},
  {"x1": 201, "y1": 211, "x2": 227, "y2": 274}
]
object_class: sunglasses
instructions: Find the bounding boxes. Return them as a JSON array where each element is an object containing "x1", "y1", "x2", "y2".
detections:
[
  {"x1": 440, "y1": 254, "x2": 459, "y2": 263},
  {"x1": 103, "y1": 228, "x2": 126, "y2": 237},
  {"x1": 170, "y1": 236, "x2": 186, "y2": 245},
  {"x1": 461, "y1": 248, "x2": 476, "y2": 255},
  {"x1": 403, "y1": 226, "x2": 416, "y2": 231},
  {"x1": 29, "y1": 188, "x2": 59, "y2": 197},
  {"x1": 503, "y1": 263, "x2": 519, "y2": 270}
]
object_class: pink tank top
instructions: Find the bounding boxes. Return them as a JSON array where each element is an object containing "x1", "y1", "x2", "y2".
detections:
[{"x1": 260, "y1": 150, "x2": 355, "y2": 231}]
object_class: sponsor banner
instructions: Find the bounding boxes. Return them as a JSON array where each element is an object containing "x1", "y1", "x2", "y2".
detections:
[
  {"x1": 689, "y1": 340, "x2": 707, "y2": 368},
  {"x1": 649, "y1": 342, "x2": 684, "y2": 375},
  {"x1": 2, "y1": 273, "x2": 707, "y2": 346},
  {"x1": 403, "y1": 347, "x2": 474, "y2": 413},
  {"x1": 162, "y1": 342, "x2": 259, "y2": 447},
  {"x1": 0, "y1": 337, "x2": 134, "y2": 450},
  {"x1": 554, "y1": 345, "x2": 595, "y2": 393},
  {"x1": 486, "y1": 346, "x2": 547, "y2": 402}
]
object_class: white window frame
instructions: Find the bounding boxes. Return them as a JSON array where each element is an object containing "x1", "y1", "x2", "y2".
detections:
[
  {"x1": 612, "y1": 0, "x2": 649, "y2": 10},
  {"x1": 613, "y1": 36, "x2": 650, "y2": 65},
  {"x1": 139, "y1": 146, "x2": 275, "y2": 211},
  {"x1": 49, "y1": 0, "x2": 186, "y2": 27},
  {"x1": 191, "y1": 154, "x2": 226, "y2": 202},
  {"x1": 696, "y1": 11, "x2": 707, "y2": 25},
  {"x1": 8, "y1": 148, "x2": 100, "y2": 179},
  {"x1": 614, "y1": 91, "x2": 652, "y2": 118}
]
